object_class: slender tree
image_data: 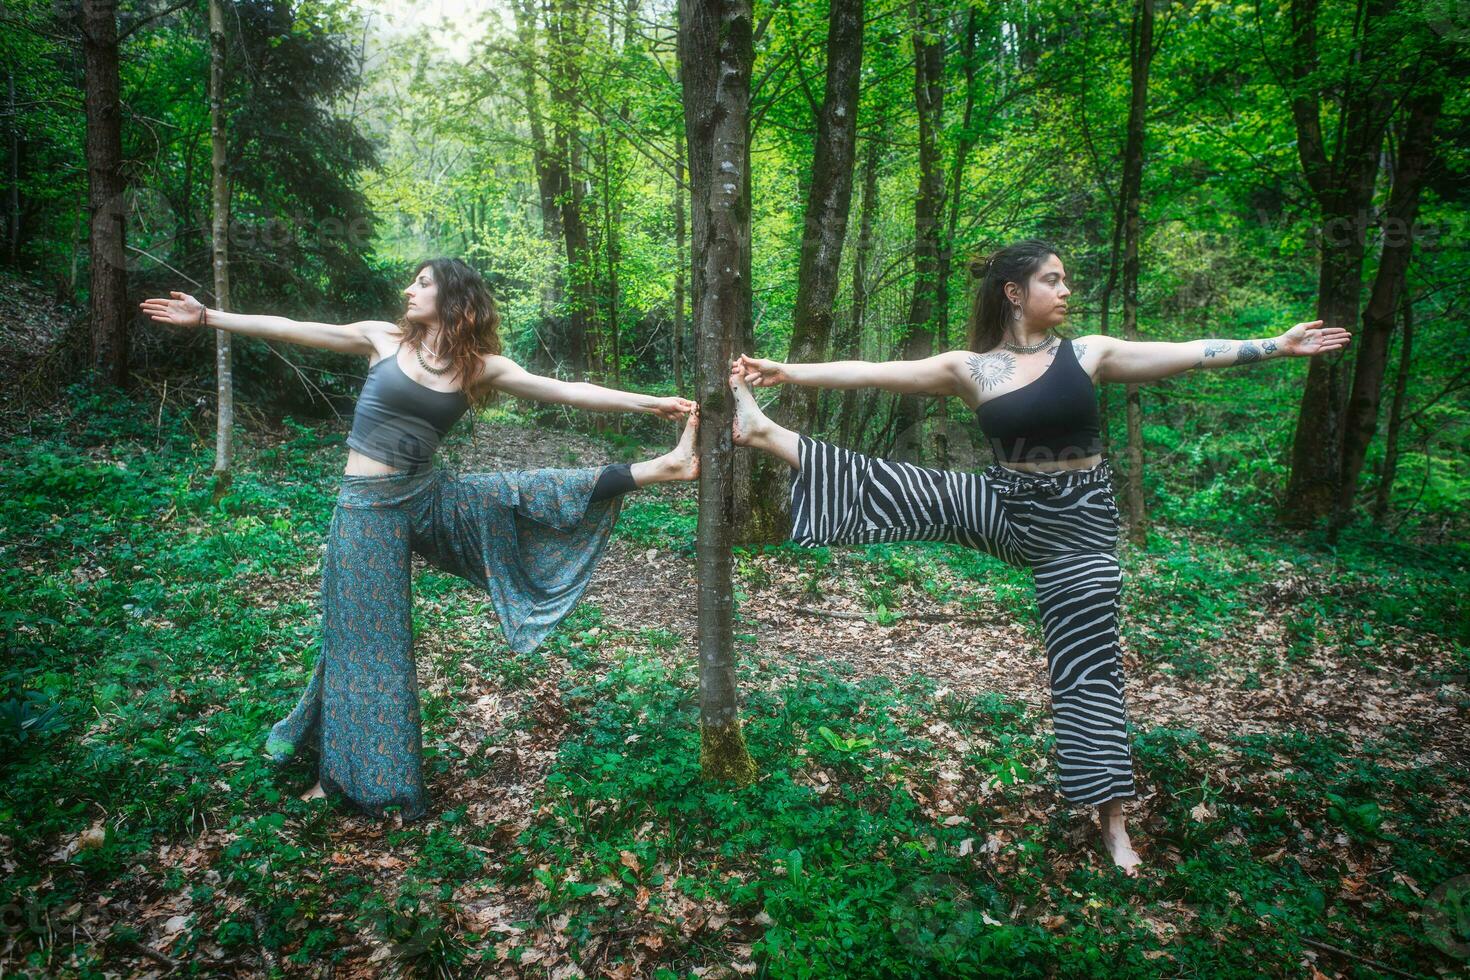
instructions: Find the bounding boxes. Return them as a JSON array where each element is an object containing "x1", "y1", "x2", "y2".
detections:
[
  {"x1": 1118, "y1": 0, "x2": 1154, "y2": 547},
  {"x1": 1333, "y1": 87, "x2": 1443, "y2": 532},
  {"x1": 209, "y1": 0, "x2": 233, "y2": 491},
  {"x1": 892, "y1": 0, "x2": 944, "y2": 463},
  {"x1": 1372, "y1": 281, "x2": 1413, "y2": 525},
  {"x1": 745, "y1": 0, "x2": 864, "y2": 541},
  {"x1": 679, "y1": 0, "x2": 758, "y2": 783},
  {"x1": 82, "y1": 0, "x2": 129, "y2": 386}
]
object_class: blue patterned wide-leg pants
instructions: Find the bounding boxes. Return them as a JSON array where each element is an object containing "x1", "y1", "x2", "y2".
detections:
[
  {"x1": 266, "y1": 466, "x2": 621, "y2": 820},
  {"x1": 789, "y1": 435, "x2": 1137, "y2": 807}
]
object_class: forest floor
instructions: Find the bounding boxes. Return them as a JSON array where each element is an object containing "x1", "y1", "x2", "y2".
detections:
[{"x1": 2, "y1": 278, "x2": 1468, "y2": 978}]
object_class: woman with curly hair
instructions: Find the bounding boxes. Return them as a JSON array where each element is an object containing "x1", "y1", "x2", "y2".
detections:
[{"x1": 141, "y1": 257, "x2": 698, "y2": 820}]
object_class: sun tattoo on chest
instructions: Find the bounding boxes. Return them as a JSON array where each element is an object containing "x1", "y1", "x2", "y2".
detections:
[{"x1": 967, "y1": 352, "x2": 1016, "y2": 392}]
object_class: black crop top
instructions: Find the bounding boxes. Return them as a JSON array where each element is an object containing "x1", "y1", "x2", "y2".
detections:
[
  {"x1": 345, "y1": 347, "x2": 470, "y2": 472},
  {"x1": 975, "y1": 337, "x2": 1103, "y2": 465}
]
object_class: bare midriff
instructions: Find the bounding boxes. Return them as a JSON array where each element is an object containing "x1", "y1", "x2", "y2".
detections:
[
  {"x1": 345, "y1": 448, "x2": 407, "y2": 476},
  {"x1": 994, "y1": 452, "x2": 1105, "y2": 475}
]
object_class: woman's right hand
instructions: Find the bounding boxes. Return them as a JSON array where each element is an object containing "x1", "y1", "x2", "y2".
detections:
[
  {"x1": 139, "y1": 291, "x2": 206, "y2": 327},
  {"x1": 732, "y1": 353, "x2": 791, "y2": 387}
]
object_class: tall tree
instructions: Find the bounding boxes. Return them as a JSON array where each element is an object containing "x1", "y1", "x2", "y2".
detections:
[
  {"x1": 82, "y1": 0, "x2": 128, "y2": 386},
  {"x1": 210, "y1": 0, "x2": 233, "y2": 490},
  {"x1": 547, "y1": 0, "x2": 596, "y2": 377},
  {"x1": 1118, "y1": 0, "x2": 1155, "y2": 547},
  {"x1": 745, "y1": 0, "x2": 864, "y2": 542},
  {"x1": 834, "y1": 127, "x2": 880, "y2": 447},
  {"x1": 679, "y1": 0, "x2": 758, "y2": 783},
  {"x1": 1334, "y1": 86, "x2": 1443, "y2": 531},
  {"x1": 1372, "y1": 281, "x2": 1413, "y2": 525},
  {"x1": 1281, "y1": 0, "x2": 1397, "y2": 524},
  {"x1": 892, "y1": 0, "x2": 944, "y2": 463}
]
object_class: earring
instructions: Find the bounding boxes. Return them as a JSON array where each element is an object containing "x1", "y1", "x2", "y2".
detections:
[{"x1": 1012, "y1": 304, "x2": 1023, "y2": 321}]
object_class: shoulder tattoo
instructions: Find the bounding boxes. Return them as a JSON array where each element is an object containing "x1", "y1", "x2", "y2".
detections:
[
  {"x1": 967, "y1": 352, "x2": 1016, "y2": 391},
  {"x1": 1072, "y1": 340, "x2": 1088, "y2": 360}
]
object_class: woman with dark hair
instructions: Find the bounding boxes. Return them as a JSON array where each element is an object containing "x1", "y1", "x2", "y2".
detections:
[
  {"x1": 727, "y1": 238, "x2": 1349, "y2": 874},
  {"x1": 140, "y1": 257, "x2": 699, "y2": 820}
]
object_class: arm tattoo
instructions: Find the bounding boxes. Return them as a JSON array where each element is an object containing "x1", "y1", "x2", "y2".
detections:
[
  {"x1": 967, "y1": 352, "x2": 1016, "y2": 391},
  {"x1": 1262, "y1": 339, "x2": 1278, "y2": 354},
  {"x1": 1236, "y1": 341, "x2": 1262, "y2": 364},
  {"x1": 1203, "y1": 340, "x2": 1231, "y2": 358}
]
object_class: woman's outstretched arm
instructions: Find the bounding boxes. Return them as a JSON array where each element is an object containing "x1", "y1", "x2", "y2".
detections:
[
  {"x1": 1082, "y1": 320, "x2": 1351, "y2": 384},
  {"x1": 732, "y1": 351, "x2": 970, "y2": 398},
  {"x1": 480, "y1": 354, "x2": 695, "y2": 419},
  {"x1": 139, "y1": 291, "x2": 387, "y2": 356}
]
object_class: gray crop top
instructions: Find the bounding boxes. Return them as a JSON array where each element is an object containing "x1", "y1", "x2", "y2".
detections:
[{"x1": 345, "y1": 346, "x2": 469, "y2": 472}]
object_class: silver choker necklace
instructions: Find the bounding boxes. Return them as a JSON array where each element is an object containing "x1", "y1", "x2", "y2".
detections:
[{"x1": 1002, "y1": 332, "x2": 1057, "y2": 355}]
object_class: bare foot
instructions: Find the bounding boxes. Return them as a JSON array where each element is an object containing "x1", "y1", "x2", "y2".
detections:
[
  {"x1": 301, "y1": 781, "x2": 326, "y2": 802},
  {"x1": 729, "y1": 369, "x2": 771, "y2": 447},
  {"x1": 662, "y1": 407, "x2": 699, "y2": 481},
  {"x1": 1098, "y1": 803, "x2": 1143, "y2": 876}
]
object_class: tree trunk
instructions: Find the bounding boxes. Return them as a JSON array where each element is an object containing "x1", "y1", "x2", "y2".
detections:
[
  {"x1": 1281, "y1": 0, "x2": 1395, "y2": 524},
  {"x1": 1119, "y1": 0, "x2": 1154, "y2": 547},
  {"x1": 1372, "y1": 281, "x2": 1412, "y2": 526},
  {"x1": 1332, "y1": 88, "x2": 1442, "y2": 532},
  {"x1": 513, "y1": 0, "x2": 564, "y2": 374},
  {"x1": 674, "y1": 128, "x2": 686, "y2": 397},
  {"x1": 680, "y1": 0, "x2": 757, "y2": 784},
  {"x1": 210, "y1": 0, "x2": 233, "y2": 491},
  {"x1": 744, "y1": 0, "x2": 864, "y2": 543},
  {"x1": 1096, "y1": 192, "x2": 1124, "y2": 458},
  {"x1": 835, "y1": 130, "x2": 880, "y2": 446},
  {"x1": 937, "y1": 6, "x2": 980, "y2": 353},
  {"x1": 82, "y1": 0, "x2": 129, "y2": 387},
  {"x1": 893, "y1": 0, "x2": 944, "y2": 463},
  {"x1": 547, "y1": 0, "x2": 595, "y2": 377},
  {"x1": 7, "y1": 70, "x2": 18, "y2": 264}
]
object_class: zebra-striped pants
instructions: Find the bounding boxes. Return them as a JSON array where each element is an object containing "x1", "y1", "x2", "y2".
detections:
[{"x1": 790, "y1": 435, "x2": 1138, "y2": 807}]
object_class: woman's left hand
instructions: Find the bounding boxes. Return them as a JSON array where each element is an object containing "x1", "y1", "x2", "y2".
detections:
[
  {"x1": 1277, "y1": 320, "x2": 1352, "y2": 357},
  {"x1": 648, "y1": 396, "x2": 697, "y2": 420}
]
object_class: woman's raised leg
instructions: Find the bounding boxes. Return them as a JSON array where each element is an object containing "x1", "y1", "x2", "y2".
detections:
[
  {"x1": 592, "y1": 406, "x2": 700, "y2": 502},
  {"x1": 730, "y1": 370, "x2": 1019, "y2": 562}
]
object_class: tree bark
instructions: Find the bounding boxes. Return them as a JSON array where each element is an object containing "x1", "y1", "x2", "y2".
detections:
[
  {"x1": 513, "y1": 0, "x2": 565, "y2": 374},
  {"x1": 1372, "y1": 281, "x2": 1413, "y2": 526},
  {"x1": 1333, "y1": 88, "x2": 1442, "y2": 531},
  {"x1": 7, "y1": 70, "x2": 19, "y2": 264},
  {"x1": 892, "y1": 0, "x2": 944, "y2": 463},
  {"x1": 744, "y1": 0, "x2": 864, "y2": 542},
  {"x1": 1281, "y1": 0, "x2": 1396, "y2": 524},
  {"x1": 547, "y1": 0, "x2": 595, "y2": 377},
  {"x1": 82, "y1": 0, "x2": 129, "y2": 387},
  {"x1": 674, "y1": 127, "x2": 687, "y2": 397},
  {"x1": 679, "y1": 0, "x2": 757, "y2": 784},
  {"x1": 835, "y1": 129, "x2": 880, "y2": 446},
  {"x1": 1119, "y1": 0, "x2": 1154, "y2": 547},
  {"x1": 937, "y1": 6, "x2": 980, "y2": 353},
  {"x1": 210, "y1": 0, "x2": 233, "y2": 489}
]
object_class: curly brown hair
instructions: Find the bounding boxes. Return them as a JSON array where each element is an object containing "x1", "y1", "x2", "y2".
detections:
[{"x1": 396, "y1": 258, "x2": 502, "y2": 407}]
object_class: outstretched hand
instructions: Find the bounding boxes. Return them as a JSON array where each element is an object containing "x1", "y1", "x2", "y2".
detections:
[
  {"x1": 649, "y1": 396, "x2": 698, "y2": 421},
  {"x1": 732, "y1": 353, "x2": 789, "y2": 387},
  {"x1": 138, "y1": 291, "x2": 206, "y2": 327},
  {"x1": 1278, "y1": 320, "x2": 1351, "y2": 357}
]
